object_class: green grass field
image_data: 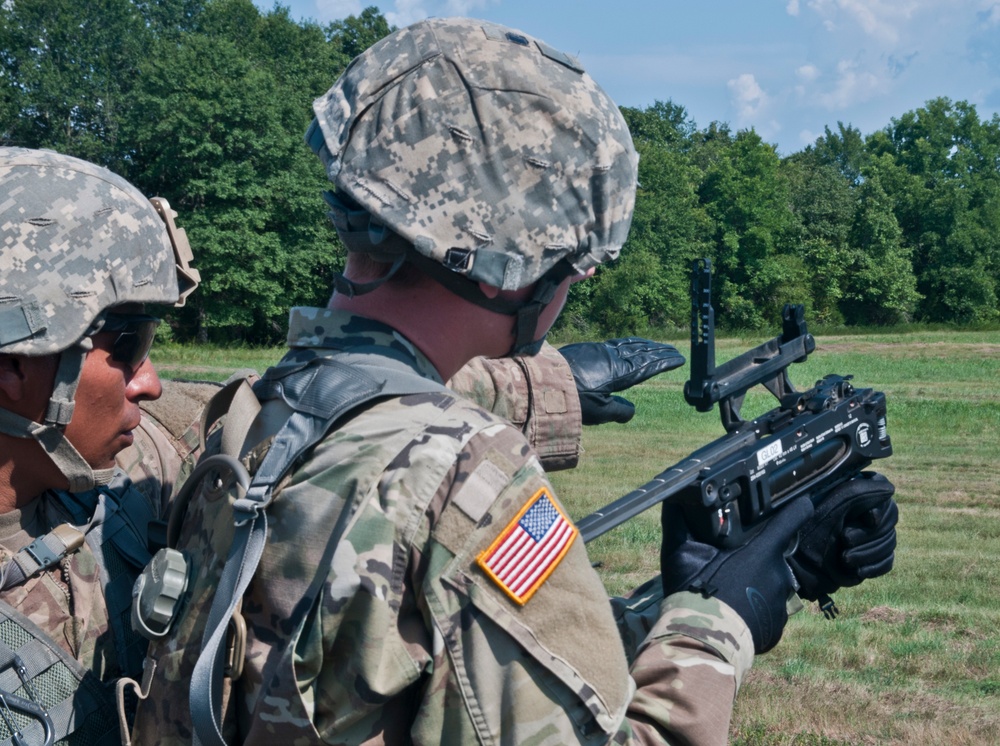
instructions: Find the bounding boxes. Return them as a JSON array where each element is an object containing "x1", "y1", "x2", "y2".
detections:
[
  {"x1": 153, "y1": 329, "x2": 1000, "y2": 744},
  {"x1": 551, "y1": 330, "x2": 1000, "y2": 745}
]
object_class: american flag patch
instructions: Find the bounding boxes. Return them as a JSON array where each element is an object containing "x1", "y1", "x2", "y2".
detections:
[{"x1": 476, "y1": 487, "x2": 578, "y2": 605}]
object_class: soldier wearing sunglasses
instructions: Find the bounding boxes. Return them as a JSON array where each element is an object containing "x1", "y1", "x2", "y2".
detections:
[{"x1": 0, "y1": 147, "x2": 198, "y2": 745}]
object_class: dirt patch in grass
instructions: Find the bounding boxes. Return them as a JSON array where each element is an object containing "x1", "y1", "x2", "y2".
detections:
[{"x1": 861, "y1": 605, "x2": 909, "y2": 625}]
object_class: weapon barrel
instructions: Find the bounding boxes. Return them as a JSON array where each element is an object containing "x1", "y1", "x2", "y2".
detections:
[{"x1": 578, "y1": 427, "x2": 759, "y2": 543}]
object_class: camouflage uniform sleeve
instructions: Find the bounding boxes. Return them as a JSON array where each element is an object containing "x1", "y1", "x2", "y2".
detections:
[
  {"x1": 611, "y1": 588, "x2": 755, "y2": 746},
  {"x1": 447, "y1": 342, "x2": 582, "y2": 471},
  {"x1": 411, "y1": 410, "x2": 745, "y2": 745}
]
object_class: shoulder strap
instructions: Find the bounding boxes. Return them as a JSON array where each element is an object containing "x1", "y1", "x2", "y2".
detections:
[
  {"x1": 189, "y1": 352, "x2": 446, "y2": 746},
  {"x1": 0, "y1": 524, "x2": 84, "y2": 592}
]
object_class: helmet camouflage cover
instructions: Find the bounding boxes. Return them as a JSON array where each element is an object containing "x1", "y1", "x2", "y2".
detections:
[
  {"x1": 307, "y1": 17, "x2": 639, "y2": 292},
  {"x1": 0, "y1": 147, "x2": 198, "y2": 356}
]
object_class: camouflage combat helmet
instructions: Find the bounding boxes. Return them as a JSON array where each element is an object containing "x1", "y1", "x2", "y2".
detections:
[
  {"x1": 0, "y1": 147, "x2": 200, "y2": 491},
  {"x1": 306, "y1": 17, "x2": 639, "y2": 351}
]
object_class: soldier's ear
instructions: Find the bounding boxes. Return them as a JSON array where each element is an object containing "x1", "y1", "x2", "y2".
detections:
[
  {"x1": 477, "y1": 281, "x2": 501, "y2": 300},
  {"x1": 0, "y1": 355, "x2": 29, "y2": 404}
]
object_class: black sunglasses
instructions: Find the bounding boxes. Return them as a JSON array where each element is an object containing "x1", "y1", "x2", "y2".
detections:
[{"x1": 99, "y1": 313, "x2": 161, "y2": 371}]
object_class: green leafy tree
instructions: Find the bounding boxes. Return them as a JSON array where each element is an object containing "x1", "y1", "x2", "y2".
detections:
[
  {"x1": 809, "y1": 122, "x2": 867, "y2": 184},
  {"x1": 696, "y1": 128, "x2": 804, "y2": 328},
  {"x1": 0, "y1": 0, "x2": 150, "y2": 162},
  {"x1": 123, "y1": 0, "x2": 343, "y2": 342},
  {"x1": 867, "y1": 98, "x2": 1000, "y2": 322},
  {"x1": 781, "y1": 152, "x2": 856, "y2": 325},
  {"x1": 841, "y1": 163, "x2": 921, "y2": 325},
  {"x1": 563, "y1": 101, "x2": 711, "y2": 335},
  {"x1": 326, "y1": 6, "x2": 394, "y2": 66}
]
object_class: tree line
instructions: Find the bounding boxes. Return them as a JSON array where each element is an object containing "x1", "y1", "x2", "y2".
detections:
[{"x1": 3, "y1": 0, "x2": 999, "y2": 343}]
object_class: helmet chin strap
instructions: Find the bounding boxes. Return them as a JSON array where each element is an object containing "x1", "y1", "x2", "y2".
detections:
[
  {"x1": 323, "y1": 190, "x2": 575, "y2": 355},
  {"x1": 394, "y1": 250, "x2": 578, "y2": 356},
  {"x1": 507, "y1": 267, "x2": 575, "y2": 355},
  {"x1": 0, "y1": 340, "x2": 115, "y2": 493}
]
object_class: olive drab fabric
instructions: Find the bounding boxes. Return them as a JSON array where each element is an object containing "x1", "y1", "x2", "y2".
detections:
[
  {"x1": 131, "y1": 309, "x2": 754, "y2": 745},
  {"x1": 449, "y1": 342, "x2": 583, "y2": 471},
  {"x1": 306, "y1": 17, "x2": 639, "y2": 292}
]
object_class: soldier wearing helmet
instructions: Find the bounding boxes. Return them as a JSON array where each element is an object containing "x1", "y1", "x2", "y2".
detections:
[
  {"x1": 128, "y1": 18, "x2": 821, "y2": 745},
  {"x1": 0, "y1": 146, "x2": 198, "y2": 744}
]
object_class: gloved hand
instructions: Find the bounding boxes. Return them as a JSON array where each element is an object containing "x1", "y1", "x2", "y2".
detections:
[
  {"x1": 558, "y1": 338, "x2": 685, "y2": 425},
  {"x1": 661, "y1": 496, "x2": 814, "y2": 653},
  {"x1": 788, "y1": 472, "x2": 898, "y2": 605}
]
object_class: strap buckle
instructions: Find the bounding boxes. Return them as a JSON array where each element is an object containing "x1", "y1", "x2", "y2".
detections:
[
  {"x1": 231, "y1": 498, "x2": 262, "y2": 527},
  {"x1": 23, "y1": 524, "x2": 84, "y2": 572}
]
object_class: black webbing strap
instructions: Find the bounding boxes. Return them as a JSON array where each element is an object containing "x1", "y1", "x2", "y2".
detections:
[{"x1": 189, "y1": 353, "x2": 446, "y2": 746}]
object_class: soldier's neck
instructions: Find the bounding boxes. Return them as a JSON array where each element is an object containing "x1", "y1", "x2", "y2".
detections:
[{"x1": 0, "y1": 435, "x2": 68, "y2": 514}]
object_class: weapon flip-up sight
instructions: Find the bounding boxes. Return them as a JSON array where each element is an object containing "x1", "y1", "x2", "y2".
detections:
[{"x1": 578, "y1": 258, "x2": 892, "y2": 548}]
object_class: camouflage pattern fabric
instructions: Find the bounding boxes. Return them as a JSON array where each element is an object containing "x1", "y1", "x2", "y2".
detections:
[
  {"x1": 0, "y1": 499, "x2": 118, "y2": 679},
  {"x1": 131, "y1": 308, "x2": 752, "y2": 745},
  {"x1": 449, "y1": 341, "x2": 583, "y2": 471},
  {"x1": 0, "y1": 476, "x2": 159, "y2": 744},
  {"x1": 0, "y1": 147, "x2": 185, "y2": 356},
  {"x1": 119, "y1": 348, "x2": 580, "y2": 503},
  {"x1": 307, "y1": 18, "x2": 639, "y2": 291},
  {"x1": 610, "y1": 584, "x2": 754, "y2": 745}
]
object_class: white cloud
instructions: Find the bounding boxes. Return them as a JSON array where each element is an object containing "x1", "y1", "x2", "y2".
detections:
[
  {"x1": 799, "y1": 129, "x2": 820, "y2": 146},
  {"x1": 787, "y1": 0, "x2": 801, "y2": 16},
  {"x1": 797, "y1": 64, "x2": 821, "y2": 82},
  {"x1": 444, "y1": 0, "x2": 500, "y2": 14},
  {"x1": 383, "y1": 0, "x2": 498, "y2": 26},
  {"x1": 806, "y1": 0, "x2": 936, "y2": 45},
  {"x1": 385, "y1": 0, "x2": 430, "y2": 27},
  {"x1": 795, "y1": 64, "x2": 821, "y2": 98},
  {"x1": 983, "y1": 3, "x2": 1000, "y2": 26},
  {"x1": 728, "y1": 73, "x2": 769, "y2": 121},
  {"x1": 817, "y1": 58, "x2": 884, "y2": 109}
]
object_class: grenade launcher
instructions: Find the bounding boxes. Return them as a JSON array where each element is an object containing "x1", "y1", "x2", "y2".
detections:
[{"x1": 578, "y1": 258, "x2": 893, "y2": 547}]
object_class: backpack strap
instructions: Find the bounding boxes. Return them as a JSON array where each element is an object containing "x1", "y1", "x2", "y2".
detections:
[
  {"x1": 1, "y1": 473, "x2": 156, "y2": 692},
  {"x1": 189, "y1": 351, "x2": 446, "y2": 746},
  {"x1": 0, "y1": 524, "x2": 85, "y2": 591},
  {"x1": 47, "y1": 474, "x2": 158, "y2": 688}
]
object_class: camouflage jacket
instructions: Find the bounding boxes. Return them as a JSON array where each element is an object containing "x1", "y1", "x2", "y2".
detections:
[
  {"x1": 123, "y1": 342, "x2": 583, "y2": 515},
  {"x1": 0, "y1": 474, "x2": 158, "y2": 744},
  {"x1": 131, "y1": 309, "x2": 752, "y2": 745}
]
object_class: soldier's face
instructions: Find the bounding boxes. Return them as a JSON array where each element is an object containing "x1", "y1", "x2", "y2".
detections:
[{"x1": 63, "y1": 329, "x2": 163, "y2": 469}]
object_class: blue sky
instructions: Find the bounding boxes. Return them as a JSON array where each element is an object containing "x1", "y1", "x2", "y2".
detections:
[{"x1": 252, "y1": 0, "x2": 1000, "y2": 155}]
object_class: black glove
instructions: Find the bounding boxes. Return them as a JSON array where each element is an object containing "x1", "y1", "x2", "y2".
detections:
[
  {"x1": 788, "y1": 472, "x2": 898, "y2": 606},
  {"x1": 661, "y1": 496, "x2": 814, "y2": 653},
  {"x1": 558, "y1": 338, "x2": 685, "y2": 425}
]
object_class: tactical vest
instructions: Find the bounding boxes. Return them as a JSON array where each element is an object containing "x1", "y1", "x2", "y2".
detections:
[
  {"x1": 130, "y1": 348, "x2": 446, "y2": 746},
  {"x1": 0, "y1": 473, "x2": 156, "y2": 746}
]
